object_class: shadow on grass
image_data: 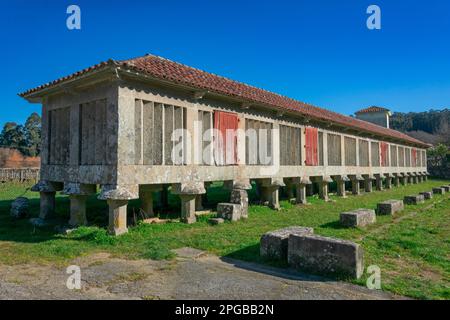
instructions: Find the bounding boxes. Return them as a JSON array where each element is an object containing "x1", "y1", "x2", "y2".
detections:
[{"x1": 319, "y1": 220, "x2": 348, "y2": 230}]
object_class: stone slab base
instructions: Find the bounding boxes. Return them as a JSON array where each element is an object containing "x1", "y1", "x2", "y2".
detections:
[
  {"x1": 288, "y1": 234, "x2": 364, "y2": 279},
  {"x1": 340, "y1": 209, "x2": 376, "y2": 227},
  {"x1": 404, "y1": 195, "x2": 425, "y2": 205},
  {"x1": 419, "y1": 191, "x2": 433, "y2": 200},
  {"x1": 260, "y1": 226, "x2": 314, "y2": 261},
  {"x1": 377, "y1": 199, "x2": 404, "y2": 215}
]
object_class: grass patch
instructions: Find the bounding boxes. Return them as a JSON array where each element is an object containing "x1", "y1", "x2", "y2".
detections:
[{"x1": 0, "y1": 179, "x2": 449, "y2": 298}]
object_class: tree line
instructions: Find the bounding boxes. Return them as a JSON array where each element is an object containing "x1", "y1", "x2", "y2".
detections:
[{"x1": 0, "y1": 113, "x2": 41, "y2": 157}]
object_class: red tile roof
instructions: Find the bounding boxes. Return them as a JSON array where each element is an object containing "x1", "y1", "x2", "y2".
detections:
[
  {"x1": 356, "y1": 106, "x2": 390, "y2": 114},
  {"x1": 19, "y1": 54, "x2": 429, "y2": 148}
]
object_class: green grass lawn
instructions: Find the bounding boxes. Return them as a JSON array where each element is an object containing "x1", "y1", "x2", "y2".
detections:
[{"x1": 0, "y1": 179, "x2": 449, "y2": 299}]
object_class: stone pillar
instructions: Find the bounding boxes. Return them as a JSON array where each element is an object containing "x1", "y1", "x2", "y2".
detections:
[
  {"x1": 400, "y1": 175, "x2": 407, "y2": 185},
  {"x1": 385, "y1": 175, "x2": 392, "y2": 189},
  {"x1": 63, "y1": 182, "x2": 96, "y2": 227},
  {"x1": 39, "y1": 191, "x2": 56, "y2": 219},
  {"x1": 393, "y1": 175, "x2": 400, "y2": 187},
  {"x1": 262, "y1": 186, "x2": 280, "y2": 210},
  {"x1": 107, "y1": 199, "x2": 128, "y2": 236},
  {"x1": 98, "y1": 184, "x2": 139, "y2": 236},
  {"x1": 318, "y1": 176, "x2": 332, "y2": 201},
  {"x1": 294, "y1": 177, "x2": 311, "y2": 204},
  {"x1": 412, "y1": 175, "x2": 418, "y2": 184},
  {"x1": 423, "y1": 173, "x2": 428, "y2": 182},
  {"x1": 363, "y1": 175, "x2": 373, "y2": 193},
  {"x1": 172, "y1": 182, "x2": 206, "y2": 224},
  {"x1": 260, "y1": 179, "x2": 284, "y2": 210},
  {"x1": 31, "y1": 180, "x2": 62, "y2": 220},
  {"x1": 375, "y1": 174, "x2": 384, "y2": 191},
  {"x1": 68, "y1": 195, "x2": 88, "y2": 227},
  {"x1": 230, "y1": 179, "x2": 251, "y2": 218},
  {"x1": 351, "y1": 179, "x2": 360, "y2": 195},
  {"x1": 179, "y1": 194, "x2": 197, "y2": 224},
  {"x1": 334, "y1": 176, "x2": 348, "y2": 198}
]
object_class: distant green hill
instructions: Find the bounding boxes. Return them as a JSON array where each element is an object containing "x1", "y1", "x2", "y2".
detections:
[{"x1": 390, "y1": 108, "x2": 450, "y2": 145}]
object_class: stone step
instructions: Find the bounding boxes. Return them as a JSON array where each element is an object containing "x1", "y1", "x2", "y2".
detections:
[
  {"x1": 340, "y1": 209, "x2": 376, "y2": 227},
  {"x1": 376, "y1": 199, "x2": 404, "y2": 215},
  {"x1": 404, "y1": 194, "x2": 425, "y2": 205},
  {"x1": 288, "y1": 234, "x2": 364, "y2": 279},
  {"x1": 260, "y1": 226, "x2": 314, "y2": 261}
]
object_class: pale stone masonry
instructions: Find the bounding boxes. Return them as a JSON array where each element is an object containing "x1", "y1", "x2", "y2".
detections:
[
  {"x1": 260, "y1": 226, "x2": 314, "y2": 260},
  {"x1": 340, "y1": 209, "x2": 376, "y2": 227},
  {"x1": 288, "y1": 234, "x2": 364, "y2": 279},
  {"x1": 19, "y1": 54, "x2": 430, "y2": 235},
  {"x1": 376, "y1": 199, "x2": 404, "y2": 215}
]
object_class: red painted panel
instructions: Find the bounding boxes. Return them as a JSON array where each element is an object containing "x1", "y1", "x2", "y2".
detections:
[
  {"x1": 412, "y1": 149, "x2": 417, "y2": 167},
  {"x1": 305, "y1": 127, "x2": 318, "y2": 166},
  {"x1": 214, "y1": 111, "x2": 238, "y2": 165},
  {"x1": 380, "y1": 142, "x2": 389, "y2": 167}
]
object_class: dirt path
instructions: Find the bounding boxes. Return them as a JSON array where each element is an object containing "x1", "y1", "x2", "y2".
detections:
[{"x1": 0, "y1": 248, "x2": 403, "y2": 300}]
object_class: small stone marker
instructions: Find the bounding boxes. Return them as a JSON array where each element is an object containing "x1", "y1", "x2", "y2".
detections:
[
  {"x1": 208, "y1": 217, "x2": 224, "y2": 225},
  {"x1": 419, "y1": 191, "x2": 433, "y2": 200},
  {"x1": 377, "y1": 200, "x2": 404, "y2": 215},
  {"x1": 441, "y1": 185, "x2": 450, "y2": 192},
  {"x1": 10, "y1": 197, "x2": 29, "y2": 219},
  {"x1": 217, "y1": 203, "x2": 241, "y2": 221},
  {"x1": 340, "y1": 209, "x2": 376, "y2": 227},
  {"x1": 432, "y1": 187, "x2": 445, "y2": 195},
  {"x1": 288, "y1": 234, "x2": 364, "y2": 279},
  {"x1": 230, "y1": 189, "x2": 249, "y2": 219},
  {"x1": 404, "y1": 194, "x2": 425, "y2": 205},
  {"x1": 260, "y1": 226, "x2": 314, "y2": 261}
]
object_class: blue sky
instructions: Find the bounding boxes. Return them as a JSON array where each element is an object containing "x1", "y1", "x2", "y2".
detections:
[{"x1": 1, "y1": 0, "x2": 449, "y2": 126}]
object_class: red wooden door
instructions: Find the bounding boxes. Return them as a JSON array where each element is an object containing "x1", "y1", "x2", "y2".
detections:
[
  {"x1": 412, "y1": 149, "x2": 417, "y2": 167},
  {"x1": 304, "y1": 127, "x2": 318, "y2": 166},
  {"x1": 214, "y1": 111, "x2": 238, "y2": 165},
  {"x1": 380, "y1": 142, "x2": 389, "y2": 167}
]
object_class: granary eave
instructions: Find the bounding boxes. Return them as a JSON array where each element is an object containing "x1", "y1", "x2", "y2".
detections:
[{"x1": 18, "y1": 61, "x2": 119, "y2": 102}]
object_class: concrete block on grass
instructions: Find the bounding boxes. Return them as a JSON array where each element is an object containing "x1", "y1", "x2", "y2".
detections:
[
  {"x1": 340, "y1": 209, "x2": 376, "y2": 227},
  {"x1": 376, "y1": 200, "x2": 404, "y2": 215},
  {"x1": 441, "y1": 185, "x2": 450, "y2": 192},
  {"x1": 260, "y1": 226, "x2": 314, "y2": 261},
  {"x1": 419, "y1": 191, "x2": 433, "y2": 200},
  {"x1": 432, "y1": 187, "x2": 445, "y2": 195},
  {"x1": 404, "y1": 195, "x2": 425, "y2": 205},
  {"x1": 217, "y1": 203, "x2": 241, "y2": 221},
  {"x1": 288, "y1": 234, "x2": 364, "y2": 279}
]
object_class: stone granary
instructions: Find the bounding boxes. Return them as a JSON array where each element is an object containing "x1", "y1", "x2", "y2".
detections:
[{"x1": 19, "y1": 54, "x2": 430, "y2": 235}]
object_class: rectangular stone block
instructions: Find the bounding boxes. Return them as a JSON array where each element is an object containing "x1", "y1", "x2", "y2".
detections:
[
  {"x1": 288, "y1": 234, "x2": 364, "y2": 279},
  {"x1": 217, "y1": 203, "x2": 241, "y2": 221},
  {"x1": 376, "y1": 200, "x2": 404, "y2": 215},
  {"x1": 441, "y1": 185, "x2": 450, "y2": 192},
  {"x1": 432, "y1": 187, "x2": 445, "y2": 195},
  {"x1": 230, "y1": 189, "x2": 249, "y2": 219},
  {"x1": 419, "y1": 191, "x2": 433, "y2": 200},
  {"x1": 404, "y1": 195, "x2": 425, "y2": 205},
  {"x1": 340, "y1": 209, "x2": 376, "y2": 227},
  {"x1": 260, "y1": 226, "x2": 314, "y2": 261}
]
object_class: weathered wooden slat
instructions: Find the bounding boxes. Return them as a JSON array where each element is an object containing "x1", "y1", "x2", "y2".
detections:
[
  {"x1": 164, "y1": 105, "x2": 174, "y2": 165},
  {"x1": 134, "y1": 99, "x2": 142, "y2": 165},
  {"x1": 153, "y1": 103, "x2": 163, "y2": 165},
  {"x1": 142, "y1": 101, "x2": 154, "y2": 165},
  {"x1": 174, "y1": 106, "x2": 183, "y2": 165}
]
